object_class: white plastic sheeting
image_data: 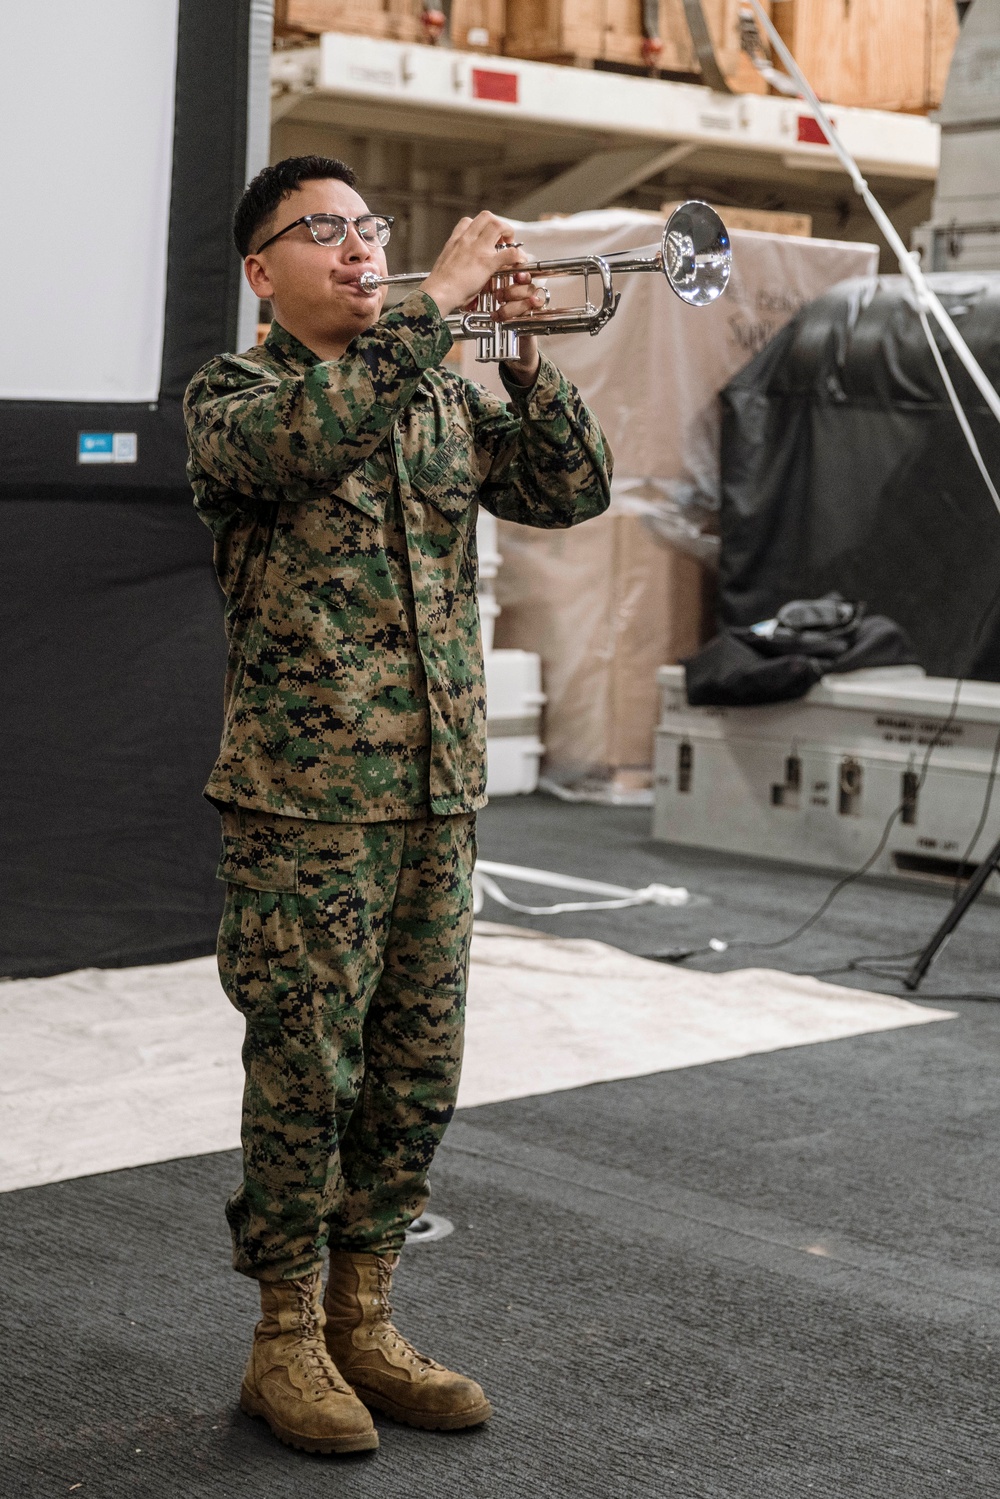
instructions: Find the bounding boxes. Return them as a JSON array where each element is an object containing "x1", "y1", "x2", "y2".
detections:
[{"x1": 0, "y1": 926, "x2": 950, "y2": 1193}]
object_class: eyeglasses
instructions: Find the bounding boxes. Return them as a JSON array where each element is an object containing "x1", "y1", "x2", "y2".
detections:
[{"x1": 253, "y1": 213, "x2": 394, "y2": 254}]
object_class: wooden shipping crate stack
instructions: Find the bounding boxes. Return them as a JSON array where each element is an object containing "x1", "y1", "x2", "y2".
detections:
[
  {"x1": 503, "y1": 1, "x2": 772, "y2": 92},
  {"x1": 771, "y1": 0, "x2": 958, "y2": 113},
  {"x1": 274, "y1": 0, "x2": 505, "y2": 51},
  {"x1": 661, "y1": 202, "x2": 812, "y2": 235},
  {"x1": 273, "y1": 2, "x2": 959, "y2": 114}
]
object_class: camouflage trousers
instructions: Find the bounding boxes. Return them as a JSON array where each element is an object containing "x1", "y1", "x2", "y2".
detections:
[{"x1": 216, "y1": 805, "x2": 475, "y2": 1281}]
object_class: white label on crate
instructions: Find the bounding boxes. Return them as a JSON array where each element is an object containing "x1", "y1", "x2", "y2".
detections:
[{"x1": 875, "y1": 714, "x2": 963, "y2": 748}]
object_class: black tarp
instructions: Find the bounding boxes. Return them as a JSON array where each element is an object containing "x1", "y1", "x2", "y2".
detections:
[
  {"x1": 2, "y1": 500, "x2": 226, "y2": 977},
  {"x1": 1, "y1": 0, "x2": 254, "y2": 977},
  {"x1": 718, "y1": 273, "x2": 1000, "y2": 680}
]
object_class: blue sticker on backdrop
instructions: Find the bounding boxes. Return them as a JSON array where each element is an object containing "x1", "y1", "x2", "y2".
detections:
[
  {"x1": 78, "y1": 432, "x2": 138, "y2": 464},
  {"x1": 78, "y1": 433, "x2": 114, "y2": 462}
]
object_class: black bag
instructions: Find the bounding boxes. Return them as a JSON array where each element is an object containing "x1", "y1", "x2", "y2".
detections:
[{"x1": 684, "y1": 595, "x2": 918, "y2": 707}]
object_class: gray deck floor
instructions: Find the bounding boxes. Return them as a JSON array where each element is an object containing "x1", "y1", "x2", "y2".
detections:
[{"x1": 2, "y1": 794, "x2": 998, "y2": 1498}]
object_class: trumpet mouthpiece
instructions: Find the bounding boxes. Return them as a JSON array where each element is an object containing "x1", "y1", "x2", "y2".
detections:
[{"x1": 358, "y1": 270, "x2": 381, "y2": 293}]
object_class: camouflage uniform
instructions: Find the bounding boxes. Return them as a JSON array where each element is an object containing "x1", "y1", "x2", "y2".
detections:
[{"x1": 185, "y1": 291, "x2": 611, "y2": 1278}]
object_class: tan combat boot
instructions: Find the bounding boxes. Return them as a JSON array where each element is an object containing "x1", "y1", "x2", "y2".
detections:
[
  {"x1": 324, "y1": 1251, "x2": 493, "y2": 1431},
  {"x1": 239, "y1": 1271, "x2": 379, "y2": 1453}
]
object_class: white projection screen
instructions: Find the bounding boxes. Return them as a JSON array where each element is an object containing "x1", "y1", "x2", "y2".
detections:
[{"x1": 0, "y1": 0, "x2": 179, "y2": 402}]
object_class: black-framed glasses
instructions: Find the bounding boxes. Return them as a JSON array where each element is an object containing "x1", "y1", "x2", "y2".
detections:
[{"x1": 253, "y1": 213, "x2": 394, "y2": 254}]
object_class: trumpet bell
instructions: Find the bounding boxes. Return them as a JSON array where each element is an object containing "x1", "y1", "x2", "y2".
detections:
[{"x1": 661, "y1": 202, "x2": 731, "y2": 307}]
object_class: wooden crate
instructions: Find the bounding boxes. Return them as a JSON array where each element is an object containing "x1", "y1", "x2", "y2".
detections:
[
  {"x1": 275, "y1": 0, "x2": 389, "y2": 39},
  {"x1": 450, "y1": 0, "x2": 506, "y2": 51},
  {"x1": 387, "y1": 0, "x2": 425, "y2": 42},
  {"x1": 603, "y1": 0, "x2": 697, "y2": 70},
  {"x1": 771, "y1": 0, "x2": 959, "y2": 112},
  {"x1": 662, "y1": 201, "x2": 812, "y2": 235},
  {"x1": 503, "y1": 0, "x2": 607, "y2": 64},
  {"x1": 274, "y1": 0, "x2": 424, "y2": 43},
  {"x1": 504, "y1": 1, "x2": 770, "y2": 90}
]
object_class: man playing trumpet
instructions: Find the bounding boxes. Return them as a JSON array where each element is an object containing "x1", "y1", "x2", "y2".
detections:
[{"x1": 184, "y1": 154, "x2": 611, "y2": 1455}]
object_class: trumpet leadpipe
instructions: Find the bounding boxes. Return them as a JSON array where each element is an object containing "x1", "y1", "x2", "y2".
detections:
[{"x1": 357, "y1": 269, "x2": 426, "y2": 293}]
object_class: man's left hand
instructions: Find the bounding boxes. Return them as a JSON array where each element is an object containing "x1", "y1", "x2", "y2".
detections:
[
  {"x1": 459, "y1": 278, "x2": 542, "y2": 381},
  {"x1": 494, "y1": 267, "x2": 544, "y2": 385}
]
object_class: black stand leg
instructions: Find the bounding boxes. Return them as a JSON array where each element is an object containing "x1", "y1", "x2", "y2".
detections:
[{"x1": 904, "y1": 834, "x2": 1000, "y2": 991}]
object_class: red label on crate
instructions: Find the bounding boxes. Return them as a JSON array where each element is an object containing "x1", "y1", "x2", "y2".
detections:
[
  {"x1": 472, "y1": 68, "x2": 519, "y2": 104},
  {"x1": 797, "y1": 114, "x2": 833, "y2": 145}
]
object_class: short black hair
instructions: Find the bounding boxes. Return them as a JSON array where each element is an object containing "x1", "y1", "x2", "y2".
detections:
[{"x1": 233, "y1": 155, "x2": 358, "y2": 257}]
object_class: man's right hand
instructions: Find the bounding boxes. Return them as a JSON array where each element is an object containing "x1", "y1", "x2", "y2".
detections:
[{"x1": 422, "y1": 212, "x2": 529, "y2": 319}]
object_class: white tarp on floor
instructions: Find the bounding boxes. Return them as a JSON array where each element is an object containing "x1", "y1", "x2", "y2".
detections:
[{"x1": 0, "y1": 923, "x2": 952, "y2": 1192}]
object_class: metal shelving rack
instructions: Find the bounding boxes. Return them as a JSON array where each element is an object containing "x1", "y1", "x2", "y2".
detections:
[{"x1": 271, "y1": 33, "x2": 941, "y2": 270}]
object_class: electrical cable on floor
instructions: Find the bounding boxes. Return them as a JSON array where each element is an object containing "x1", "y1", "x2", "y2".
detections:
[
  {"x1": 655, "y1": 731, "x2": 1000, "y2": 995},
  {"x1": 885, "y1": 992, "x2": 1000, "y2": 1003},
  {"x1": 649, "y1": 656, "x2": 1000, "y2": 996},
  {"x1": 803, "y1": 601, "x2": 1000, "y2": 990},
  {"x1": 648, "y1": 677, "x2": 966, "y2": 966}
]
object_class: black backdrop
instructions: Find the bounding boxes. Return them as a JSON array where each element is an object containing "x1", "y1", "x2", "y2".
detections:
[
  {"x1": 719, "y1": 274, "x2": 1000, "y2": 682},
  {"x1": 0, "y1": 0, "x2": 257, "y2": 977}
]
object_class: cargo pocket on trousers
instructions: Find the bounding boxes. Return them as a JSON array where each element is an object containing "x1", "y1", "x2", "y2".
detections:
[
  {"x1": 218, "y1": 888, "x2": 318, "y2": 1031},
  {"x1": 216, "y1": 827, "x2": 316, "y2": 1029},
  {"x1": 216, "y1": 821, "x2": 299, "y2": 895}
]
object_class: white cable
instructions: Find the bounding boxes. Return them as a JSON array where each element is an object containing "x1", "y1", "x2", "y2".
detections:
[
  {"x1": 745, "y1": 0, "x2": 1000, "y2": 463},
  {"x1": 475, "y1": 871, "x2": 687, "y2": 916},
  {"x1": 476, "y1": 859, "x2": 678, "y2": 899},
  {"x1": 473, "y1": 859, "x2": 691, "y2": 916}
]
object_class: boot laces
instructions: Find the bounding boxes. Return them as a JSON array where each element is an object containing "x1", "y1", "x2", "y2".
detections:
[
  {"x1": 292, "y1": 1278, "x2": 350, "y2": 1394},
  {"x1": 373, "y1": 1257, "x2": 439, "y2": 1372}
]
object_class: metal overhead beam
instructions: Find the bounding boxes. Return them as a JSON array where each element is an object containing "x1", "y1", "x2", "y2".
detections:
[
  {"x1": 302, "y1": 36, "x2": 939, "y2": 181},
  {"x1": 507, "y1": 142, "x2": 696, "y2": 220}
]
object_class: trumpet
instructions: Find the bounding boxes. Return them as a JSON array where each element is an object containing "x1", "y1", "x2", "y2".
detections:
[{"x1": 359, "y1": 202, "x2": 731, "y2": 363}]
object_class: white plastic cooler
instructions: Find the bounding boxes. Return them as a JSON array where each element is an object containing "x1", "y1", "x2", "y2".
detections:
[
  {"x1": 477, "y1": 508, "x2": 502, "y2": 652},
  {"x1": 485, "y1": 649, "x2": 546, "y2": 797}
]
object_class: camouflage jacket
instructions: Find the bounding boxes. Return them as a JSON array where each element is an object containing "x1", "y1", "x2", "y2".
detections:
[{"x1": 184, "y1": 291, "x2": 611, "y2": 822}]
